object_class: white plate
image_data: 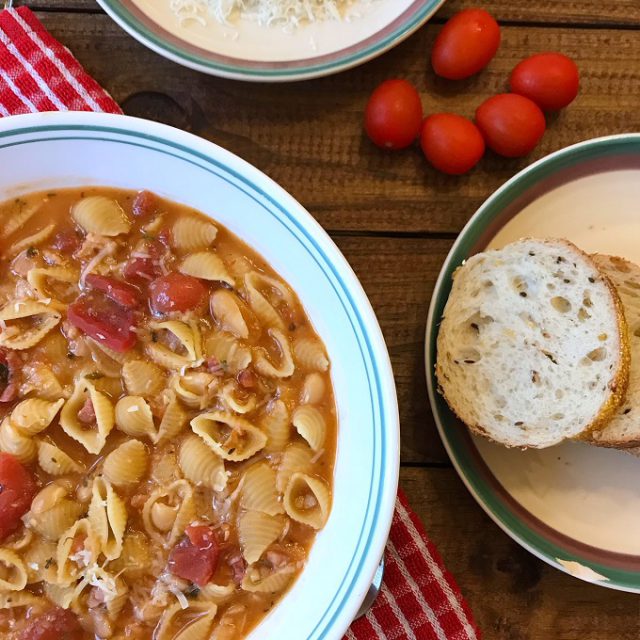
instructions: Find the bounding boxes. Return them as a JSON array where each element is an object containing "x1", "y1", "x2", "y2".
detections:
[
  {"x1": 426, "y1": 135, "x2": 640, "y2": 591},
  {"x1": 96, "y1": 0, "x2": 445, "y2": 80}
]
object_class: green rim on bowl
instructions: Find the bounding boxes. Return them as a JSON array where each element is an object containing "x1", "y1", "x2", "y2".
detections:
[
  {"x1": 426, "y1": 134, "x2": 640, "y2": 592},
  {"x1": 96, "y1": 0, "x2": 445, "y2": 81},
  {"x1": 0, "y1": 112, "x2": 400, "y2": 639}
]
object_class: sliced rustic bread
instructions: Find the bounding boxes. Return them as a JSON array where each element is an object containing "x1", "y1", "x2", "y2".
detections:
[
  {"x1": 588, "y1": 255, "x2": 640, "y2": 447},
  {"x1": 436, "y1": 238, "x2": 630, "y2": 448}
]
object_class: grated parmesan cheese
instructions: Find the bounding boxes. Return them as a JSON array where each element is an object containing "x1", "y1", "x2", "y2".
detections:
[
  {"x1": 170, "y1": 0, "x2": 367, "y2": 30},
  {"x1": 168, "y1": 584, "x2": 190, "y2": 609}
]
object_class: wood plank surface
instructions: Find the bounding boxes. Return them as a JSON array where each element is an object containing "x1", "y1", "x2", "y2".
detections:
[
  {"x1": 33, "y1": 12, "x2": 640, "y2": 235},
  {"x1": 335, "y1": 236, "x2": 452, "y2": 464},
  {"x1": 401, "y1": 466, "x2": 640, "y2": 639},
  {"x1": 10, "y1": 0, "x2": 640, "y2": 633},
  {"x1": 24, "y1": 0, "x2": 640, "y2": 27}
]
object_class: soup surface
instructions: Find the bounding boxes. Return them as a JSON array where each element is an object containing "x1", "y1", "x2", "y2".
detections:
[{"x1": 0, "y1": 188, "x2": 336, "y2": 639}]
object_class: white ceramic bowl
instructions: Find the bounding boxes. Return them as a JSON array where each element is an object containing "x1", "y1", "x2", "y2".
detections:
[{"x1": 0, "y1": 112, "x2": 399, "y2": 638}]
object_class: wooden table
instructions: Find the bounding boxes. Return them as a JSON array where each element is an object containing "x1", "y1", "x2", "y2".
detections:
[{"x1": 21, "y1": 0, "x2": 640, "y2": 636}]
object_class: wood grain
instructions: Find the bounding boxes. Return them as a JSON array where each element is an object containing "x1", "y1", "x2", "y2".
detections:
[
  {"x1": 335, "y1": 236, "x2": 452, "y2": 464},
  {"x1": 23, "y1": 0, "x2": 640, "y2": 27},
  {"x1": 10, "y1": 0, "x2": 640, "y2": 634},
  {"x1": 34, "y1": 12, "x2": 640, "y2": 235},
  {"x1": 401, "y1": 466, "x2": 640, "y2": 639}
]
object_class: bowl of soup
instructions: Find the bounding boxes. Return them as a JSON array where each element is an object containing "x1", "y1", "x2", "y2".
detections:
[{"x1": 0, "y1": 112, "x2": 399, "y2": 640}]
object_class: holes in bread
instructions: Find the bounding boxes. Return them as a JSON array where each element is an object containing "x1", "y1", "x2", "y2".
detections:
[
  {"x1": 541, "y1": 350, "x2": 558, "y2": 365},
  {"x1": 587, "y1": 347, "x2": 607, "y2": 362},
  {"x1": 512, "y1": 275, "x2": 528, "y2": 297},
  {"x1": 552, "y1": 413, "x2": 565, "y2": 420},
  {"x1": 493, "y1": 414, "x2": 504, "y2": 422},
  {"x1": 582, "y1": 292, "x2": 593, "y2": 308},
  {"x1": 456, "y1": 348, "x2": 481, "y2": 364},
  {"x1": 464, "y1": 312, "x2": 494, "y2": 337},
  {"x1": 550, "y1": 296, "x2": 571, "y2": 313},
  {"x1": 598, "y1": 333, "x2": 608, "y2": 341},
  {"x1": 578, "y1": 307, "x2": 591, "y2": 322},
  {"x1": 623, "y1": 407, "x2": 632, "y2": 415},
  {"x1": 531, "y1": 371, "x2": 540, "y2": 385}
]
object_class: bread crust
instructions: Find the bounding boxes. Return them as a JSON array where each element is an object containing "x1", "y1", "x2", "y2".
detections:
[
  {"x1": 574, "y1": 263, "x2": 630, "y2": 441},
  {"x1": 435, "y1": 238, "x2": 631, "y2": 449},
  {"x1": 582, "y1": 254, "x2": 639, "y2": 447}
]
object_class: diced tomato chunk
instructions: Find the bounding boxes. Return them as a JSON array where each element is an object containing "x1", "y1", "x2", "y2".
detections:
[
  {"x1": 51, "y1": 231, "x2": 81, "y2": 255},
  {"x1": 123, "y1": 257, "x2": 160, "y2": 284},
  {"x1": 85, "y1": 273, "x2": 140, "y2": 309},
  {"x1": 18, "y1": 607, "x2": 83, "y2": 640},
  {"x1": 67, "y1": 292, "x2": 137, "y2": 353},
  {"x1": 157, "y1": 227, "x2": 172, "y2": 247},
  {"x1": 168, "y1": 525, "x2": 220, "y2": 587},
  {"x1": 237, "y1": 368, "x2": 257, "y2": 389},
  {"x1": 132, "y1": 190, "x2": 160, "y2": 218},
  {"x1": 0, "y1": 452, "x2": 37, "y2": 542},
  {"x1": 186, "y1": 524, "x2": 217, "y2": 549},
  {"x1": 0, "y1": 350, "x2": 20, "y2": 403},
  {"x1": 77, "y1": 398, "x2": 95, "y2": 425},
  {"x1": 149, "y1": 272, "x2": 207, "y2": 315}
]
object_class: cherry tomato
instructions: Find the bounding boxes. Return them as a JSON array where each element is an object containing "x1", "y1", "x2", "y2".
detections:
[
  {"x1": 85, "y1": 273, "x2": 140, "y2": 309},
  {"x1": 149, "y1": 272, "x2": 208, "y2": 315},
  {"x1": 18, "y1": 607, "x2": 83, "y2": 640},
  {"x1": 510, "y1": 52, "x2": 579, "y2": 111},
  {"x1": 364, "y1": 79, "x2": 423, "y2": 150},
  {"x1": 431, "y1": 9, "x2": 501, "y2": 80},
  {"x1": 475, "y1": 93, "x2": 546, "y2": 158},
  {"x1": 420, "y1": 113, "x2": 485, "y2": 175},
  {"x1": 68, "y1": 292, "x2": 137, "y2": 352},
  {"x1": 168, "y1": 525, "x2": 220, "y2": 587},
  {"x1": 132, "y1": 190, "x2": 160, "y2": 218},
  {"x1": 0, "y1": 453, "x2": 37, "y2": 542}
]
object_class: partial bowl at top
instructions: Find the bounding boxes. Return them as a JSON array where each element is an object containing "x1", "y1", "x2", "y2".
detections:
[
  {"x1": 0, "y1": 111, "x2": 399, "y2": 638},
  {"x1": 97, "y1": 0, "x2": 445, "y2": 81}
]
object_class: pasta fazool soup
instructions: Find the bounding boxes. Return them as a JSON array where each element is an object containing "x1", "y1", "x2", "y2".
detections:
[{"x1": 0, "y1": 188, "x2": 336, "y2": 640}]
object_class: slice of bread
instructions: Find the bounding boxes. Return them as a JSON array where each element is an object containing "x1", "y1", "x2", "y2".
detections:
[
  {"x1": 588, "y1": 255, "x2": 640, "y2": 447},
  {"x1": 436, "y1": 238, "x2": 630, "y2": 448}
]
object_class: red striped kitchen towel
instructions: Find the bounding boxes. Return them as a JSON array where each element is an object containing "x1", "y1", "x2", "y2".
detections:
[{"x1": 0, "y1": 6, "x2": 481, "y2": 639}]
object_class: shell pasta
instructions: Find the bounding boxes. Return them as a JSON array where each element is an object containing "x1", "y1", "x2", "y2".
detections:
[{"x1": 0, "y1": 188, "x2": 336, "y2": 640}]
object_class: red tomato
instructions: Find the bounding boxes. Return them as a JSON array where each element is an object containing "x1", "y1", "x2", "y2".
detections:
[
  {"x1": 186, "y1": 524, "x2": 218, "y2": 549},
  {"x1": 364, "y1": 79, "x2": 423, "y2": 150},
  {"x1": 420, "y1": 113, "x2": 485, "y2": 175},
  {"x1": 510, "y1": 52, "x2": 579, "y2": 111},
  {"x1": 431, "y1": 9, "x2": 501, "y2": 80},
  {"x1": 51, "y1": 231, "x2": 81, "y2": 254},
  {"x1": 132, "y1": 190, "x2": 160, "y2": 218},
  {"x1": 475, "y1": 93, "x2": 546, "y2": 158},
  {"x1": 168, "y1": 526, "x2": 220, "y2": 587},
  {"x1": 149, "y1": 272, "x2": 208, "y2": 315},
  {"x1": 0, "y1": 453, "x2": 37, "y2": 542},
  {"x1": 67, "y1": 292, "x2": 137, "y2": 353},
  {"x1": 18, "y1": 607, "x2": 83, "y2": 640},
  {"x1": 85, "y1": 274, "x2": 140, "y2": 309},
  {"x1": 123, "y1": 257, "x2": 160, "y2": 284}
]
